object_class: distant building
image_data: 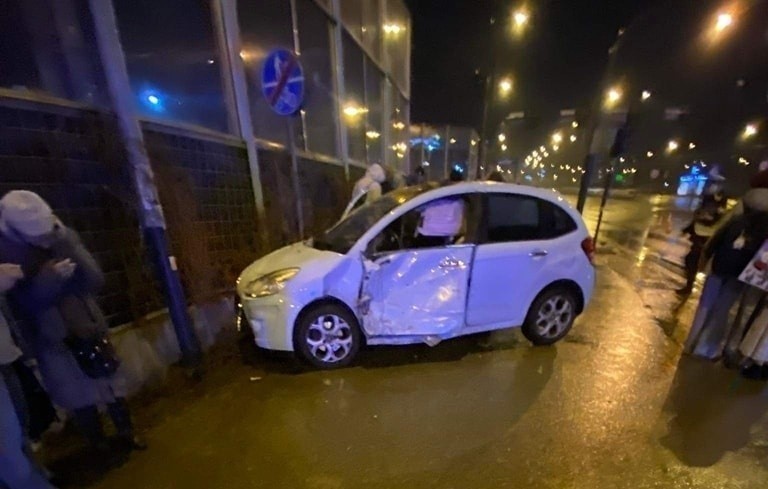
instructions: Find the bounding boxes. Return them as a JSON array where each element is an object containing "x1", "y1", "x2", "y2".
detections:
[{"x1": 409, "y1": 124, "x2": 479, "y2": 181}]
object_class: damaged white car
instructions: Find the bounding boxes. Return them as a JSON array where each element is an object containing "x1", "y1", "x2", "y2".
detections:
[{"x1": 237, "y1": 182, "x2": 596, "y2": 369}]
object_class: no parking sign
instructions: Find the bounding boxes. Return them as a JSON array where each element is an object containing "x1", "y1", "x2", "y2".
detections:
[{"x1": 261, "y1": 49, "x2": 305, "y2": 116}]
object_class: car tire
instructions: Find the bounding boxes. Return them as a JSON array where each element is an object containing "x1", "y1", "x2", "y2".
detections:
[
  {"x1": 522, "y1": 287, "x2": 577, "y2": 346},
  {"x1": 294, "y1": 304, "x2": 363, "y2": 369}
]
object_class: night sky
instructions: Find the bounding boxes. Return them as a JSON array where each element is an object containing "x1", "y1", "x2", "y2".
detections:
[{"x1": 404, "y1": 0, "x2": 653, "y2": 128}]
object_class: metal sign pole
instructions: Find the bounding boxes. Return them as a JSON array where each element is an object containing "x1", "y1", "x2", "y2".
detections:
[
  {"x1": 287, "y1": 117, "x2": 305, "y2": 239},
  {"x1": 88, "y1": 0, "x2": 202, "y2": 367},
  {"x1": 593, "y1": 158, "x2": 616, "y2": 243}
]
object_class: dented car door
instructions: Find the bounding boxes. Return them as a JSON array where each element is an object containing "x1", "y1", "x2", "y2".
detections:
[{"x1": 359, "y1": 245, "x2": 474, "y2": 337}]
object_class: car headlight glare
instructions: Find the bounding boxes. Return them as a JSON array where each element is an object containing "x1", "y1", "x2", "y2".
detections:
[{"x1": 243, "y1": 268, "x2": 300, "y2": 298}]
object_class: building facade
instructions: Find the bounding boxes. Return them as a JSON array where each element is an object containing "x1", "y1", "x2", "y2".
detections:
[{"x1": 0, "y1": 0, "x2": 411, "y2": 328}]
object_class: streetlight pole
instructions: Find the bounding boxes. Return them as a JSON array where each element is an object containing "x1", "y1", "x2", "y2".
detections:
[{"x1": 89, "y1": 0, "x2": 202, "y2": 368}]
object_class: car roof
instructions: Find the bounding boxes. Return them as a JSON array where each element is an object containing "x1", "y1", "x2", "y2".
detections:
[
  {"x1": 387, "y1": 181, "x2": 584, "y2": 229},
  {"x1": 415, "y1": 181, "x2": 574, "y2": 210}
]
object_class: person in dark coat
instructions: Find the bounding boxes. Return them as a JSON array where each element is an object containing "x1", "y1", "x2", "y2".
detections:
[
  {"x1": 677, "y1": 181, "x2": 728, "y2": 295},
  {"x1": 684, "y1": 188, "x2": 768, "y2": 359},
  {"x1": 0, "y1": 191, "x2": 144, "y2": 451},
  {"x1": 0, "y1": 263, "x2": 55, "y2": 489}
]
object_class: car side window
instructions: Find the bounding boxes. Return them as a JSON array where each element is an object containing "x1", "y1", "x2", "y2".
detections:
[
  {"x1": 369, "y1": 195, "x2": 473, "y2": 254},
  {"x1": 540, "y1": 201, "x2": 578, "y2": 239},
  {"x1": 483, "y1": 194, "x2": 543, "y2": 243}
]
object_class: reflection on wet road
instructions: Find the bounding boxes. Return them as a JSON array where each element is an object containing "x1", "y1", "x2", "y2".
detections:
[{"x1": 82, "y1": 194, "x2": 768, "y2": 489}]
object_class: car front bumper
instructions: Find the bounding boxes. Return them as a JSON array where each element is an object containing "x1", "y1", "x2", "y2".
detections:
[{"x1": 238, "y1": 294, "x2": 299, "y2": 352}]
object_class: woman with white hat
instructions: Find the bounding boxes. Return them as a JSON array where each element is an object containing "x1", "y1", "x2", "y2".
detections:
[{"x1": 0, "y1": 190, "x2": 144, "y2": 453}]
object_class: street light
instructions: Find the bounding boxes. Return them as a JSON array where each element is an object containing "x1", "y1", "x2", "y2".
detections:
[
  {"x1": 552, "y1": 132, "x2": 563, "y2": 144},
  {"x1": 498, "y1": 133, "x2": 506, "y2": 142},
  {"x1": 667, "y1": 139, "x2": 679, "y2": 152},
  {"x1": 715, "y1": 12, "x2": 733, "y2": 32},
  {"x1": 688, "y1": 142, "x2": 696, "y2": 149},
  {"x1": 498, "y1": 78, "x2": 513, "y2": 96},
  {"x1": 744, "y1": 123, "x2": 758, "y2": 139},
  {"x1": 501, "y1": 144, "x2": 508, "y2": 151},
  {"x1": 570, "y1": 134, "x2": 577, "y2": 143},
  {"x1": 641, "y1": 90, "x2": 652, "y2": 101},
  {"x1": 605, "y1": 86, "x2": 623, "y2": 108},
  {"x1": 571, "y1": 121, "x2": 579, "y2": 128},
  {"x1": 513, "y1": 9, "x2": 529, "y2": 28},
  {"x1": 646, "y1": 151, "x2": 654, "y2": 158}
]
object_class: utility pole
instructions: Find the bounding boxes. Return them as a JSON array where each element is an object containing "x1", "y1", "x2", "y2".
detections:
[{"x1": 89, "y1": 0, "x2": 202, "y2": 368}]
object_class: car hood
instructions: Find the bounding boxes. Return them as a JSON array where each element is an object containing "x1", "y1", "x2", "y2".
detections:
[{"x1": 237, "y1": 241, "x2": 343, "y2": 289}]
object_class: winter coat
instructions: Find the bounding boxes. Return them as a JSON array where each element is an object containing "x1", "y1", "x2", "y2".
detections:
[
  {"x1": 0, "y1": 225, "x2": 124, "y2": 410},
  {"x1": 704, "y1": 190, "x2": 768, "y2": 278}
]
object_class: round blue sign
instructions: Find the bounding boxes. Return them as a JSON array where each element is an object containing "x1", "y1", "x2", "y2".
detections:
[{"x1": 261, "y1": 49, "x2": 305, "y2": 116}]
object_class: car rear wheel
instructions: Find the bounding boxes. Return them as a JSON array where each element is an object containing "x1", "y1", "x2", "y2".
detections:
[
  {"x1": 294, "y1": 304, "x2": 362, "y2": 369},
  {"x1": 522, "y1": 288, "x2": 577, "y2": 345}
]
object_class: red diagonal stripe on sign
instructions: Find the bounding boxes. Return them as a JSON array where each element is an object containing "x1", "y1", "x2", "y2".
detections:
[{"x1": 269, "y1": 55, "x2": 297, "y2": 107}]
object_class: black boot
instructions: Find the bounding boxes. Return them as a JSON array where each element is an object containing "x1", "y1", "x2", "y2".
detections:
[
  {"x1": 107, "y1": 399, "x2": 147, "y2": 451},
  {"x1": 73, "y1": 405, "x2": 109, "y2": 452}
]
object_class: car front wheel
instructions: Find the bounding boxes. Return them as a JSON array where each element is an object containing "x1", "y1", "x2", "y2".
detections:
[
  {"x1": 522, "y1": 288, "x2": 577, "y2": 346},
  {"x1": 294, "y1": 304, "x2": 362, "y2": 369}
]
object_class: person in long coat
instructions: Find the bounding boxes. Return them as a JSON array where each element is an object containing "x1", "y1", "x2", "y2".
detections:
[
  {"x1": 0, "y1": 191, "x2": 144, "y2": 451},
  {"x1": 0, "y1": 262, "x2": 55, "y2": 489},
  {"x1": 684, "y1": 188, "x2": 768, "y2": 359}
]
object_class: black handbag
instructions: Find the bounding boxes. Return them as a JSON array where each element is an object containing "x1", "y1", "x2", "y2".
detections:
[{"x1": 65, "y1": 334, "x2": 121, "y2": 379}]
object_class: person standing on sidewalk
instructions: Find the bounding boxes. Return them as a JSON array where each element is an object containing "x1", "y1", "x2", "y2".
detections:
[
  {"x1": 0, "y1": 262, "x2": 55, "y2": 489},
  {"x1": 677, "y1": 174, "x2": 728, "y2": 295},
  {"x1": 0, "y1": 191, "x2": 145, "y2": 453},
  {"x1": 684, "y1": 188, "x2": 768, "y2": 359}
]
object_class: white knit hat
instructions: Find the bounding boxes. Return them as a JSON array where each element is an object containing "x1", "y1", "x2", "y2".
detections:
[{"x1": 0, "y1": 190, "x2": 55, "y2": 238}]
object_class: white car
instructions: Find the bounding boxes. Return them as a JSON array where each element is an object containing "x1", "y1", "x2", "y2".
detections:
[{"x1": 237, "y1": 182, "x2": 596, "y2": 369}]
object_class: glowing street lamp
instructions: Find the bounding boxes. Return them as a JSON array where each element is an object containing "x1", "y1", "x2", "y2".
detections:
[
  {"x1": 571, "y1": 121, "x2": 579, "y2": 128},
  {"x1": 646, "y1": 151, "x2": 654, "y2": 158},
  {"x1": 641, "y1": 90, "x2": 652, "y2": 101},
  {"x1": 715, "y1": 12, "x2": 733, "y2": 32},
  {"x1": 605, "y1": 86, "x2": 623, "y2": 108},
  {"x1": 552, "y1": 132, "x2": 563, "y2": 144},
  {"x1": 513, "y1": 9, "x2": 529, "y2": 28},
  {"x1": 569, "y1": 134, "x2": 577, "y2": 143},
  {"x1": 497, "y1": 133, "x2": 506, "y2": 142},
  {"x1": 744, "y1": 123, "x2": 758, "y2": 139},
  {"x1": 498, "y1": 78, "x2": 513, "y2": 96},
  {"x1": 667, "y1": 139, "x2": 679, "y2": 152},
  {"x1": 688, "y1": 142, "x2": 696, "y2": 149},
  {"x1": 501, "y1": 144, "x2": 508, "y2": 151}
]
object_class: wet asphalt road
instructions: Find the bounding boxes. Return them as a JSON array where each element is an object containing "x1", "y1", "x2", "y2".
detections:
[{"x1": 66, "y1": 194, "x2": 768, "y2": 489}]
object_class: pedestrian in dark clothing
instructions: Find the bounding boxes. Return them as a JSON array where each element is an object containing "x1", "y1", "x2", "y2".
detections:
[
  {"x1": 0, "y1": 262, "x2": 55, "y2": 489},
  {"x1": 406, "y1": 166, "x2": 426, "y2": 186},
  {"x1": 684, "y1": 188, "x2": 768, "y2": 359},
  {"x1": 487, "y1": 171, "x2": 505, "y2": 182},
  {"x1": 0, "y1": 191, "x2": 144, "y2": 452},
  {"x1": 448, "y1": 168, "x2": 465, "y2": 183},
  {"x1": 678, "y1": 184, "x2": 728, "y2": 295}
]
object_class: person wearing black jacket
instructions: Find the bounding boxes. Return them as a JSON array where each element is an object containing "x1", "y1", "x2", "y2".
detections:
[
  {"x1": 684, "y1": 188, "x2": 768, "y2": 359},
  {"x1": 677, "y1": 184, "x2": 728, "y2": 295}
]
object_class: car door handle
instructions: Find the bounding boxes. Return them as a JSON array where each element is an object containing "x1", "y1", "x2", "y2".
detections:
[
  {"x1": 529, "y1": 250, "x2": 549, "y2": 258},
  {"x1": 438, "y1": 258, "x2": 464, "y2": 269}
]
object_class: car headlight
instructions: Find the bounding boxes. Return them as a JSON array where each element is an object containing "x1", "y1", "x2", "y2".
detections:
[{"x1": 243, "y1": 268, "x2": 300, "y2": 298}]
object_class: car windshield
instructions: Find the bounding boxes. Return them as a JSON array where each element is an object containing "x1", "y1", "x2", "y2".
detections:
[{"x1": 313, "y1": 184, "x2": 437, "y2": 254}]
